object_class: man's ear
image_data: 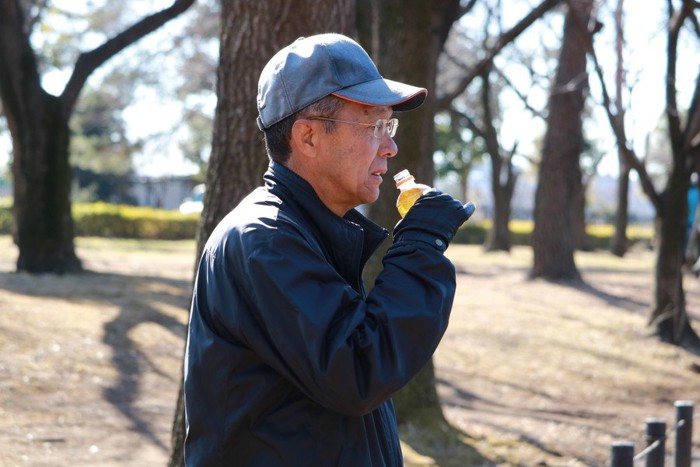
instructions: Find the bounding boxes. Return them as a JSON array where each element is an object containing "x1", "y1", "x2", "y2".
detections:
[{"x1": 290, "y1": 119, "x2": 318, "y2": 158}]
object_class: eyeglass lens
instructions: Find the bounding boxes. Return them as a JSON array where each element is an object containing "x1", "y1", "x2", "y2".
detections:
[{"x1": 375, "y1": 119, "x2": 398, "y2": 138}]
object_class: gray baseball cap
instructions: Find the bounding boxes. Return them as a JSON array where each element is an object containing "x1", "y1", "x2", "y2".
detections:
[{"x1": 256, "y1": 33, "x2": 428, "y2": 131}]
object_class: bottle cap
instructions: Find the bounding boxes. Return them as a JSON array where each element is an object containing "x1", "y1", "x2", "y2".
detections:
[{"x1": 393, "y1": 169, "x2": 414, "y2": 187}]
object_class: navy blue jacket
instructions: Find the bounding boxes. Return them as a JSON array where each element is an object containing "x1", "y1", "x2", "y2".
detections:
[{"x1": 184, "y1": 162, "x2": 458, "y2": 466}]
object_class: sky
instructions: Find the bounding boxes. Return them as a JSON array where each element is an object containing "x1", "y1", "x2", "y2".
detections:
[
  {"x1": 0, "y1": 1, "x2": 697, "y2": 180},
  {"x1": 0, "y1": 0, "x2": 209, "y2": 179},
  {"x1": 588, "y1": 3, "x2": 673, "y2": 175},
  {"x1": 483, "y1": 1, "x2": 685, "y2": 178}
]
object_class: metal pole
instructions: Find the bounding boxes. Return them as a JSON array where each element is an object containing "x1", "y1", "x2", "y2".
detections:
[
  {"x1": 674, "y1": 400, "x2": 694, "y2": 467},
  {"x1": 611, "y1": 441, "x2": 635, "y2": 467},
  {"x1": 645, "y1": 418, "x2": 666, "y2": 467}
]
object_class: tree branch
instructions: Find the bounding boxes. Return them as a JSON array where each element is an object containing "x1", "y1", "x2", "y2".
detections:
[
  {"x1": 575, "y1": 0, "x2": 663, "y2": 211},
  {"x1": 60, "y1": 0, "x2": 195, "y2": 119},
  {"x1": 685, "y1": 0, "x2": 700, "y2": 37},
  {"x1": 492, "y1": 65, "x2": 547, "y2": 120},
  {"x1": 437, "y1": 0, "x2": 477, "y2": 50},
  {"x1": 449, "y1": 107, "x2": 485, "y2": 139},
  {"x1": 666, "y1": 2, "x2": 687, "y2": 158},
  {"x1": 436, "y1": 0, "x2": 563, "y2": 110}
]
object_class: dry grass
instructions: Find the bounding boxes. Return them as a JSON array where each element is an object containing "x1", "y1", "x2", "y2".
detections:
[
  {"x1": 0, "y1": 236, "x2": 699, "y2": 466},
  {"x1": 419, "y1": 244, "x2": 700, "y2": 466},
  {"x1": 0, "y1": 236, "x2": 195, "y2": 466}
]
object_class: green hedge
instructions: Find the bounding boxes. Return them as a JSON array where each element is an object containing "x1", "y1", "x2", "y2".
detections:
[
  {"x1": 73, "y1": 203, "x2": 199, "y2": 239},
  {"x1": 452, "y1": 223, "x2": 487, "y2": 244},
  {"x1": 0, "y1": 201, "x2": 654, "y2": 246},
  {"x1": 0, "y1": 202, "x2": 199, "y2": 240},
  {"x1": 451, "y1": 219, "x2": 654, "y2": 248}
]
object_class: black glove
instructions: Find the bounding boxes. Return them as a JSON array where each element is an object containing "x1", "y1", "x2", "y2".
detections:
[{"x1": 393, "y1": 190, "x2": 476, "y2": 251}]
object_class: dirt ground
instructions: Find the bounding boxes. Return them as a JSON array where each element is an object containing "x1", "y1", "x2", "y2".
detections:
[{"x1": 0, "y1": 236, "x2": 698, "y2": 466}]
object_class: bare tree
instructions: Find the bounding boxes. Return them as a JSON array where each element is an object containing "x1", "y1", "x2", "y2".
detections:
[
  {"x1": 440, "y1": 4, "x2": 521, "y2": 253},
  {"x1": 609, "y1": 0, "x2": 632, "y2": 256},
  {"x1": 0, "y1": 0, "x2": 195, "y2": 273},
  {"x1": 448, "y1": 64, "x2": 519, "y2": 252},
  {"x1": 437, "y1": 0, "x2": 564, "y2": 109},
  {"x1": 438, "y1": 0, "x2": 564, "y2": 253},
  {"x1": 480, "y1": 63, "x2": 520, "y2": 252},
  {"x1": 589, "y1": 0, "x2": 700, "y2": 350},
  {"x1": 360, "y1": 0, "x2": 564, "y2": 429},
  {"x1": 167, "y1": 3, "x2": 355, "y2": 464}
]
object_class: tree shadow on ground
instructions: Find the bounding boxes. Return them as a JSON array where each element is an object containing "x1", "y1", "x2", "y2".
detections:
[
  {"x1": 572, "y1": 279, "x2": 653, "y2": 314},
  {"x1": 434, "y1": 374, "x2": 627, "y2": 466},
  {"x1": 399, "y1": 416, "x2": 496, "y2": 467},
  {"x1": 551, "y1": 273, "x2": 700, "y2": 335},
  {"x1": 0, "y1": 269, "x2": 190, "y2": 454}
]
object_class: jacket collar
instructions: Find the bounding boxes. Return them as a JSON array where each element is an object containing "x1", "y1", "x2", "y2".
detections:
[{"x1": 263, "y1": 161, "x2": 388, "y2": 274}]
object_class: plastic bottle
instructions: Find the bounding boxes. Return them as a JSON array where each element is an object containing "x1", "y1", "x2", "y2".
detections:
[{"x1": 393, "y1": 169, "x2": 432, "y2": 217}]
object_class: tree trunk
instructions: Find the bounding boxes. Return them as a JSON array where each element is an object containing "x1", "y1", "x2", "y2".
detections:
[
  {"x1": 361, "y1": 0, "x2": 462, "y2": 428},
  {"x1": 571, "y1": 177, "x2": 592, "y2": 251},
  {"x1": 480, "y1": 68, "x2": 515, "y2": 253},
  {"x1": 610, "y1": 163, "x2": 630, "y2": 256},
  {"x1": 609, "y1": 0, "x2": 629, "y2": 257},
  {"x1": 647, "y1": 2, "x2": 700, "y2": 352},
  {"x1": 587, "y1": 0, "x2": 700, "y2": 351},
  {"x1": 168, "y1": 2, "x2": 355, "y2": 465},
  {"x1": 1, "y1": 5, "x2": 81, "y2": 273},
  {"x1": 650, "y1": 167, "x2": 700, "y2": 351},
  {"x1": 10, "y1": 93, "x2": 82, "y2": 273},
  {"x1": 0, "y1": 0, "x2": 195, "y2": 273},
  {"x1": 485, "y1": 210, "x2": 511, "y2": 251},
  {"x1": 484, "y1": 154, "x2": 516, "y2": 252},
  {"x1": 531, "y1": 0, "x2": 592, "y2": 281}
]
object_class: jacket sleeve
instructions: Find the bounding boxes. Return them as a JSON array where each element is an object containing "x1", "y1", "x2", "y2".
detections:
[{"x1": 225, "y1": 218, "x2": 456, "y2": 417}]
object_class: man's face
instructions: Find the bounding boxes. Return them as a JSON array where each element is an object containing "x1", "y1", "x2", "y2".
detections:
[{"x1": 310, "y1": 102, "x2": 398, "y2": 216}]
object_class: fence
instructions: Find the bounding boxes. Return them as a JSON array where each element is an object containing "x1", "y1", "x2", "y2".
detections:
[{"x1": 611, "y1": 400, "x2": 699, "y2": 466}]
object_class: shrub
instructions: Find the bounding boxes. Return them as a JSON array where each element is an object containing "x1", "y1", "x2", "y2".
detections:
[
  {"x1": 452, "y1": 222, "x2": 487, "y2": 244},
  {"x1": 452, "y1": 219, "x2": 654, "y2": 248},
  {"x1": 72, "y1": 203, "x2": 199, "y2": 240},
  {"x1": 0, "y1": 200, "x2": 655, "y2": 246}
]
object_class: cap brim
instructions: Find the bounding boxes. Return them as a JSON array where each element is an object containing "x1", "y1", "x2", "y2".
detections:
[{"x1": 332, "y1": 78, "x2": 427, "y2": 112}]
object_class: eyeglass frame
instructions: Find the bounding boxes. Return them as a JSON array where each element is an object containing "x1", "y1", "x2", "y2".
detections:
[{"x1": 304, "y1": 116, "x2": 399, "y2": 139}]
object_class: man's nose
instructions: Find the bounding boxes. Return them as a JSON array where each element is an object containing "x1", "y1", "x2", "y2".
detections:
[{"x1": 380, "y1": 135, "x2": 398, "y2": 158}]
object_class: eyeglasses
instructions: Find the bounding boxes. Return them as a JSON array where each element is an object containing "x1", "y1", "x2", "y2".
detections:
[{"x1": 306, "y1": 116, "x2": 399, "y2": 139}]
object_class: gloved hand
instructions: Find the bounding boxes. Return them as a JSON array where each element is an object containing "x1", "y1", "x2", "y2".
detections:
[{"x1": 393, "y1": 190, "x2": 476, "y2": 250}]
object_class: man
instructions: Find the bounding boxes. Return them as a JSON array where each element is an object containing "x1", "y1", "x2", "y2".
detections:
[{"x1": 184, "y1": 33, "x2": 475, "y2": 466}]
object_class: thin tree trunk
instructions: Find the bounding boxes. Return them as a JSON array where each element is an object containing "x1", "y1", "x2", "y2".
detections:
[
  {"x1": 480, "y1": 67, "x2": 515, "y2": 253},
  {"x1": 610, "y1": 164, "x2": 630, "y2": 256},
  {"x1": 609, "y1": 0, "x2": 629, "y2": 257},
  {"x1": 484, "y1": 161, "x2": 515, "y2": 252}
]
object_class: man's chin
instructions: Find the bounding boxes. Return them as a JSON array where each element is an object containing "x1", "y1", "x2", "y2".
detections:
[{"x1": 363, "y1": 193, "x2": 380, "y2": 206}]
